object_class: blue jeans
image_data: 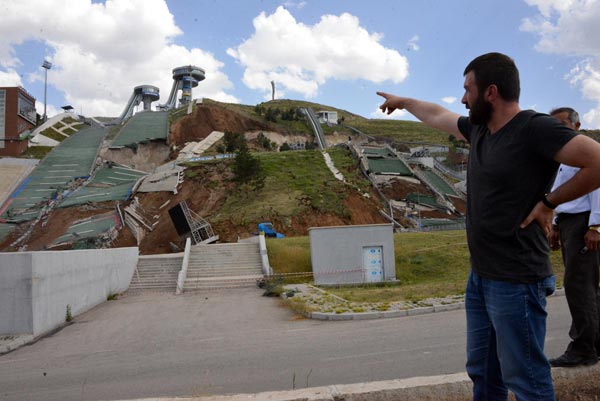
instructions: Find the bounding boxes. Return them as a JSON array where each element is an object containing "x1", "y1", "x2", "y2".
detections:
[{"x1": 465, "y1": 270, "x2": 556, "y2": 401}]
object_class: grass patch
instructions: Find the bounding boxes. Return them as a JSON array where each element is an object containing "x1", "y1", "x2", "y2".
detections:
[
  {"x1": 349, "y1": 119, "x2": 451, "y2": 147},
  {"x1": 267, "y1": 230, "x2": 566, "y2": 303},
  {"x1": 40, "y1": 128, "x2": 67, "y2": 142},
  {"x1": 267, "y1": 236, "x2": 312, "y2": 275},
  {"x1": 20, "y1": 146, "x2": 53, "y2": 159}
]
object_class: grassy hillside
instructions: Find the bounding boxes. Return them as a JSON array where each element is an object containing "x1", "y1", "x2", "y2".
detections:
[
  {"x1": 348, "y1": 119, "x2": 451, "y2": 147},
  {"x1": 210, "y1": 147, "x2": 376, "y2": 226},
  {"x1": 202, "y1": 97, "x2": 452, "y2": 147}
]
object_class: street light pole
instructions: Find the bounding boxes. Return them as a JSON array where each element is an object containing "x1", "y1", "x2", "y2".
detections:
[{"x1": 41, "y1": 60, "x2": 52, "y2": 122}]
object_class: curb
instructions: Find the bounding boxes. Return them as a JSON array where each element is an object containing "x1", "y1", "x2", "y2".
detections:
[
  {"x1": 0, "y1": 335, "x2": 34, "y2": 355},
  {"x1": 123, "y1": 372, "x2": 474, "y2": 401},
  {"x1": 303, "y1": 288, "x2": 565, "y2": 321},
  {"x1": 121, "y1": 361, "x2": 599, "y2": 401}
]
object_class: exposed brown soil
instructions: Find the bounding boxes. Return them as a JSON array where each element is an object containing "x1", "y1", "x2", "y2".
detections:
[
  {"x1": 380, "y1": 177, "x2": 433, "y2": 200},
  {"x1": 169, "y1": 104, "x2": 285, "y2": 146}
]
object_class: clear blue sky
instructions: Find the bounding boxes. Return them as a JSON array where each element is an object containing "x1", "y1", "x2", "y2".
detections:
[{"x1": 2, "y1": 0, "x2": 600, "y2": 128}]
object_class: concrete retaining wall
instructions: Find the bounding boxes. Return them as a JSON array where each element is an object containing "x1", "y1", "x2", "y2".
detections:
[
  {"x1": 0, "y1": 253, "x2": 33, "y2": 335},
  {"x1": 0, "y1": 247, "x2": 138, "y2": 336}
]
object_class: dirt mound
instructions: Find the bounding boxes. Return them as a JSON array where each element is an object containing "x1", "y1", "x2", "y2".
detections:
[{"x1": 169, "y1": 104, "x2": 283, "y2": 146}]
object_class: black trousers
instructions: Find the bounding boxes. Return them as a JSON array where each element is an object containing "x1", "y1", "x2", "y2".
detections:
[{"x1": 557, "y1": 212, "x2": 600, "y2": 357}]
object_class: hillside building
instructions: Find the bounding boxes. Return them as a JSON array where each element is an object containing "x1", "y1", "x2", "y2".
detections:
[
  {"x1": 316, "y1": 110, "x2": 338, "y2": 125},
  {"x1": 0, "y1": 86, "x2": 37, "y2": 156}
]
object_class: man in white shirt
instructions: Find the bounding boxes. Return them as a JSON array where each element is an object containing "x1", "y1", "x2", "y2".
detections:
[{"x1": 549, "y1": 107, "x2": 600, "y2": 367}]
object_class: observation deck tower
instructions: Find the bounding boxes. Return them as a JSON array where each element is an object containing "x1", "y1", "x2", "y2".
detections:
[
  {"x1": 162, "y1": 65, "x2": 205, "y2": 110},
  {"x1": 115, "y1": 85, "x2": 160, "y2": 124}
]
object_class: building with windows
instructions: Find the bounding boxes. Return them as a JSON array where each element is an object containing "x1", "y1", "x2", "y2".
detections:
[
  {"x1": 316, "y1": 110, "x2": 338, "y2": 125},
  {"x1": 0, "y1": 87, "x2": 37, "y2": 156}
]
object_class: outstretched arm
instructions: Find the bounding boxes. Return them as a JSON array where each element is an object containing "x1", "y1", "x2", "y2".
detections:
[{"x1": 377, "y1": 92, "x2": 465, "y2": 141}]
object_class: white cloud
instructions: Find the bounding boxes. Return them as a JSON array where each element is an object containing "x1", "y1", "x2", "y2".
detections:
[
  {"x1": 35, "y1": 100, "x2": 60, "y2": 119},
  {"x1": 0, "y1": 69, "x2": 22, "y2": 87},
  {"x1": 282, "y1": 1, "x2": 307, "y2": 9},
  {"x1": 407, "y1": 35, "x2": 420, "y2": 51},
  {"x1": 0, "y1": 0, "x2": 236, "y2": 117},
  {"x1": 441, "y1": 96, "x2": 456, "y2": 104},
  {"x1": 370, "y1": 104, "x2": 407, "y2": 120},
  {"x1": 227, "y1": 6, "x2": 409, "y2": 99},
  {"x1": 521, "y1": 0, "x2": 600, "y2": 128}
]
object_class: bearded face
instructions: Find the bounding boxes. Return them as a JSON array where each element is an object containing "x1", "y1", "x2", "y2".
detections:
[{"x1": 468, "y1": 87, "x2": 493, "y2": 126}]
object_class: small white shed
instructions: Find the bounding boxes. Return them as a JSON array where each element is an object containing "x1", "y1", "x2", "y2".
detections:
[{"x1": 309, "y1": 224, "x2": 396, "y2": 286}]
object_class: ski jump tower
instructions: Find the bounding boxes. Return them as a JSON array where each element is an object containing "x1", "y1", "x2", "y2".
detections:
[
  {"x1": 162, "y1": 65, "x2": 205, "y2": 110},
  {"x1": 115, "y1": 85, "x2": 160, "y2": 124}
]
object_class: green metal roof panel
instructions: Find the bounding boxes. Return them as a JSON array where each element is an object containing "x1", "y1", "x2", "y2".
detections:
[
  {"x1": 58, "y1": 165, "x2": 146, "y2": 208},
  {"x1": 422, "y1": 170, "x2": 458, "y2": 196},
  {"x1": 367, "y1": 158, "x2": 412, "y2": 176},
  {"x1": 420, "y1": 217, "x2": 466, "y2": 227},
  {"x1": 91, "y1": 165, "x2": 146, "y2": 186},
  {"x1": 53, "y1": 213, "x2": 118, "y2": 245},
  {"x1": 406, "y1": 192, "x2": 440, "y2": 207},
  {"x1": 1, "y1": 127, "x2": 106, "y2": 222},
  {"x1": 111, "y1": 111, "x2": 169, "y2": 147},
  {"x1": 59, "y1": 182, "x2": 135, "y2": 207}
]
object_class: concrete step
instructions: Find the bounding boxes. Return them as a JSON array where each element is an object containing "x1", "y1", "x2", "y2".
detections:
[
  {"x1": 186, "y1": 263, "x2": 262, "y2": 269},
  {"x1": 129, "y1": 283, "x2": 176, "y2": 288},
  {"x1": 136, "y1": 262, "x2": 182, "y2": 268},
  {"x1": 134, "y1": 270, "x2": 178, "y2": 276},
  {"x1": 183, "y1": 275, "x2": 263, "y2": 290},
  {"x1": 130, "y1": 277, "x2": 178, "y2": 283},
  {"x1": 186, "y1": 269, "x2": 263, "y2": 278}
]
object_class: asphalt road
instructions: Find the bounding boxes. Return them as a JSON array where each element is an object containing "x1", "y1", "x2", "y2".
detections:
[{"x1": 0, "y1": 288, "x2": 572, "y2": 401}]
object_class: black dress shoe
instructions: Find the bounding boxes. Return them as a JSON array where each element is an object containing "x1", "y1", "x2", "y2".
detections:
[{"x1": 549, "y1": 353, "x2": 598, "y2": 367}]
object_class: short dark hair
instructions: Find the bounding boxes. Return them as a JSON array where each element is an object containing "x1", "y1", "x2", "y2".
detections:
[
  {"x1": 464, "y1": 53, "x2": 520, "y2": 102},
  {"x1": 549, "y1": 107, "x2": 580, "y2": 125}
]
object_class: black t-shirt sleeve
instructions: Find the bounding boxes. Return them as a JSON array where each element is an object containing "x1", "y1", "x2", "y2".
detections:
[
  {"x1": 527, "y1": 113, "x2": 578, "y2": 160},
  {"x1": 457, "y1": 116, "x2": 472, "y2": 143}
]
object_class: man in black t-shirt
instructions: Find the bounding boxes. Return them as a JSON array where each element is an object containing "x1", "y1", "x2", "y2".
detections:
[{"x1": 377, "y1": 53, "x2": 600, "y2": 401}]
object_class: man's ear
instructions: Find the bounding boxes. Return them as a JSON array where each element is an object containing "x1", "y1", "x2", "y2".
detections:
[
  {"x1": 575, "y1": 121, "x2": 581, "y2": 130},
  {"x1": 485, "y1": 84, "x2": 498, "y2": 102}
]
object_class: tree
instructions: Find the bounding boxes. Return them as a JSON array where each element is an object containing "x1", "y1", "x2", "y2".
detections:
[
  {"x1": 224, "y1": 131, "x2": 245, "y2": 152},
  {"x1": 233, "y1": 141, "x2": 265, "y2": 190}
]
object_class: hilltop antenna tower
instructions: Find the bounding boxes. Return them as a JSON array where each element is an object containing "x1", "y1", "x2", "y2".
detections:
[{"x1": 271, "y1": 80, "x2": 275, "y2": 101}]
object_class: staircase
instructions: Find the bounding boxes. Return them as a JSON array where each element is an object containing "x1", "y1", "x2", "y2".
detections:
[
  {"x1": 128, "y1": 254, "x2": 183, "y2": 292},
  {"x1": 183, "y1": 243, "x2": 264, "y2": 291}
]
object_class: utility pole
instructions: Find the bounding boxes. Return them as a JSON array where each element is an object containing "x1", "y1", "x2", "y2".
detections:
[{"x1": 41, "y1": 60, "x2": 52, "y2": 122}]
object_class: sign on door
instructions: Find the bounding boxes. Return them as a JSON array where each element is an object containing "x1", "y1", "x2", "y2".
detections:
[{"x1": 363, "y1": 246, "x2": 383, "y2": 283}]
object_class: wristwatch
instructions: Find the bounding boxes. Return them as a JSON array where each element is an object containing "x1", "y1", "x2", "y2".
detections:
[{"x1": 589, "y1": 226, "x2": 600, "y2": 233}]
